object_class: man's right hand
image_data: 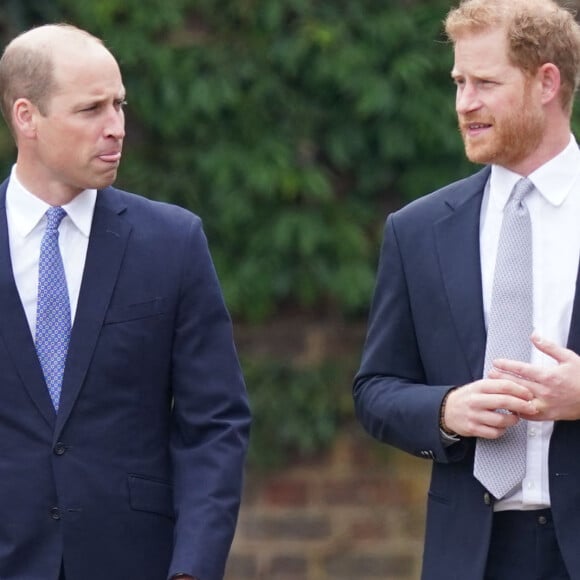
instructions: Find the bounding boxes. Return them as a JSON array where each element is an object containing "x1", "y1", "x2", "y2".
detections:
[{"x1": 442, "y1": 379, "x2": 538, "y2": 439}]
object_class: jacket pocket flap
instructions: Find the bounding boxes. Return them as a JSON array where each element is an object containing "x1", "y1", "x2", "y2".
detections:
[
  {"x1": 105, "y1": 298, "x2": 167, "y2": 324},
  {"x1": 128, "y1": 474, "x2": 174, "y2": 518}
]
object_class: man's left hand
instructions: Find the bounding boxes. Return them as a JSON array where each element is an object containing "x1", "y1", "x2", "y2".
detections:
[{"x1": 489, "y1": 333, "x2": 580, "y2": 421}]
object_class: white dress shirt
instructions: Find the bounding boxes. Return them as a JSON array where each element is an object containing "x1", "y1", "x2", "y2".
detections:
[
  {"x1": 6, "y1": 166, "x2": 96, "y2": 338},
  {"x1": 479, "y1": 136, "x2": 580, "y2": 510}
]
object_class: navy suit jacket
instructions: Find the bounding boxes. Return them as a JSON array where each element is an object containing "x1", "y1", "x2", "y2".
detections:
[
  {"x1": 354, "y1": 167, "x2": 580, "y2": 580},
  {"x1": 0, "y1": 179, "x2": 251, "y2": 580}
]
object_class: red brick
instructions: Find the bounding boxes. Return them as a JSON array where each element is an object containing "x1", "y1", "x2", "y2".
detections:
[
  {"x1": 325, "y1": 551, "x2": 414, "y2": 579},
  {"x1": 323, "y1": 477, "x2": 405, "y2": 506},
  {"x1": 349, "y1": 516, "x2": 387, "y2": 540},
  {"x1": 241, "y1": 514, "x2": 331, "y2": 541},
  {"x1": 269, "y1": 555, "x2": 308, "y2": 577},
  {"x1": 263, "y1": 478, "x2": 310, "y2": 507},
  {"x1": 224, "y1": 553, "x2": 258, "y2": 579}
]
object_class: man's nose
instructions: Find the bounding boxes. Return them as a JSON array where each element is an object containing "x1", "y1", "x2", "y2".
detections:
[
  {"x1": 105, "y1": 108, "x2": 125, "y2": 139},
  {"x1": 456, "y1": 84, "x2": 481, "y2": 115}
]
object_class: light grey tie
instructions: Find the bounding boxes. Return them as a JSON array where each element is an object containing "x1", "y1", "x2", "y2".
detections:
[{"x1": 473, "y1": 177, "x2": 534, "y2": 499}]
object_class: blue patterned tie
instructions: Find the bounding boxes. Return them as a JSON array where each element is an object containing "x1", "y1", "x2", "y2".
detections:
[{"x1": 35, "y1": 207, "x2": 71, "y2": 411}]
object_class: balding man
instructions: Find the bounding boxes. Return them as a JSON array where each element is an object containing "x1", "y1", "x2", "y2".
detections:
[{"x1": 0, "y1": 24, "x2": 250, "y2": 580}]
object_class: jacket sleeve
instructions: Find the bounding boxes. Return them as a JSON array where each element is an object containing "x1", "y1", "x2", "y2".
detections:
[
  {"x1": 353, "y1": 213, "x2": 468, "y2": 463},
  {"x1": 168, "y1": 216, "x2": 251, "y2": 580}
]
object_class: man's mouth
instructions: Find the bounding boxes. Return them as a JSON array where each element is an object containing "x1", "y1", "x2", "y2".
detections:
[
  {"x1": 462, "y1": 121, "x2": 492, "y2": 136},
  {"x1": 98, "y1": 152, "x2": 122, "y2": 163}
]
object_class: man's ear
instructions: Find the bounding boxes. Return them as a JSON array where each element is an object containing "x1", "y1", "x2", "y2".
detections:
[
  {"x1": 12, "y1": 98, "x2": 39, "y2": 139},
  {"x1": 537, "y1": 62, "x2": 561, "y2": 106}
]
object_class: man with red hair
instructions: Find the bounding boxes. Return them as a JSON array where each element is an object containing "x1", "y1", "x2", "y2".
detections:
[{"x1": 355, "y1": 0, "x2": 580, "y2": 577}]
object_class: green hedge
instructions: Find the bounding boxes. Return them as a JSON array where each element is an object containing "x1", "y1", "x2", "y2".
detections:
[
  {"x1": 242, "y1": 357, "x2": 353, "y2": 468},
  {"x1": 2, "y1": 1, "x2": 579, "y2": 467},
  {"x1": 1, "y1": 0, "x2": 478, "y2": 323},
  {"x1": 3, "y1": 0, "x2": 579, "y2": 322},
  {"x1": 2, "y1": 1, "x2": 579, "y2": 323}
]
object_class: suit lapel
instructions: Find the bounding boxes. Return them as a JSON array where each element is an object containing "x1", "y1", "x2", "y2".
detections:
[
  {"x1": 55, "y1": 188, "x2": 131, "y2": 436},
  {"x1": 0, "y1": 181, "x2": 56, "y2": 427},
  {"x1": 434, "y1": 168, "x2": 490, "y2": 381}
]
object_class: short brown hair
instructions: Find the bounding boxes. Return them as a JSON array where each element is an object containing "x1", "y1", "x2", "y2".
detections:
[
  {"x1": 445, "y1": 0, "x2": 580, "y2": 113},
  {"x1": 0, "y1": 24, "x2": 102, "y2": 135}
]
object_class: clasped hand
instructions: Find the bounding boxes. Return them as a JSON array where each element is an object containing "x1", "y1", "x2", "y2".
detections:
[{"x1": 443, "y1": 333, "x2": 580, "y2": 438}]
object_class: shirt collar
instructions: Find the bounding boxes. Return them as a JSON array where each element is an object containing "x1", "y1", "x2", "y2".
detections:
[
  {"x1": 6, "y1": 165, "x2": 97, "y2": 238},
  {"x1": 489, "y1": 135, "x2": 580, "y2": 210}
]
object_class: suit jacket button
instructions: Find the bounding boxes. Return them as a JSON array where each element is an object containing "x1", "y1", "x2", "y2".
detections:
[
  {"x1": 483, "y1": 492, "x2": 492, "y2": 506},
  {"x1": 50, "y1": 507, "x2": 61, "y2": 520},
  {"x1": 54, "y1": 442, "x2": 66, "y2": 456}
]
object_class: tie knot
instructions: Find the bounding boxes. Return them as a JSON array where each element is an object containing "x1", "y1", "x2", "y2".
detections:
[
  {"x1": 45, "y1": 207, "x2": 67, "y2": 231},
  {"x1": 510, "y1": 177, "x2": 534, "y2": 206}
]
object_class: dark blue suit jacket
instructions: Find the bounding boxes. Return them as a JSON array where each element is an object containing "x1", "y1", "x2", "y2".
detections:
[
  {"x1": 0, "y1": 180, "x2": 251, "y2": 580},
  {"x1": 354, "y1": 167, "x2": 580, "y2": 579}
]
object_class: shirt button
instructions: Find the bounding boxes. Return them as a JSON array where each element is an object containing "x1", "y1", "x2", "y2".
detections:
[
  {"x1": 529, "y1": 428, "x2": 537, "y2": 437},
  {"x1": 50, "y1": 507, "x2": 61, "y2": 520},
  {"x1": 527, "y1": 481, "x2": 535, "y2": 490}
]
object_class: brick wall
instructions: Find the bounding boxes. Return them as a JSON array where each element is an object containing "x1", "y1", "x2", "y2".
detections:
[{"x1": 226, "y1": 426, "x2": 430, "y2": 580}]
